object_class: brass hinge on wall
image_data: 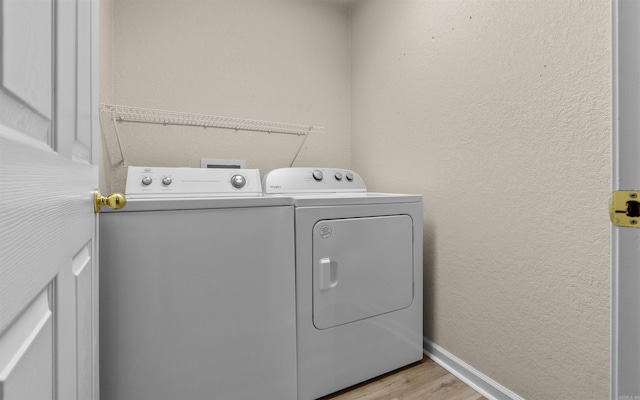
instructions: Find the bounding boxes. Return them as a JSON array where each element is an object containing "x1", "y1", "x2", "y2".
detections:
[{"x1": 610, "y1": 190, "x2": 640, "y2": 228}]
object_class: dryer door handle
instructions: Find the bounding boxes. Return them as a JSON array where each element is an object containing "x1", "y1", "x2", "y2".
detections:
[{"x1": 319, "y1": 258, "x2": 338, "y2": 290}]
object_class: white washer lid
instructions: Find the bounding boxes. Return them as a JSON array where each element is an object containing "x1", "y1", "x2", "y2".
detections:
[{"x1": 101, "y1": 196, "x2": 294, "y2": 213}]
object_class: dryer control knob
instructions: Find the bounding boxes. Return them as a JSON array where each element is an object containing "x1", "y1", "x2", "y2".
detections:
[
  {"x1": 345, "y1": 172, "x2": 354, "y2": 181},
  {"x1": 334, "y1": 172, "x2": 343, "y2": 181},
  {"x1": 313, "y1": 170, "x2": 324, "y2": 181},
  {"x1": 230, "y1": 174, "x2": 246, "y2": 189},
  {"x1": 162, "y1": 176, "x2": 173, "y2": 186},
  {"x1": 141, "y1": 176, "x2": 152, "y2": 186}
]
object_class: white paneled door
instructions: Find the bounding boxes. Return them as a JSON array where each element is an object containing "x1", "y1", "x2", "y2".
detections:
[{"x1": 0, "y1": 0, "x2": 100, "y2": 399}]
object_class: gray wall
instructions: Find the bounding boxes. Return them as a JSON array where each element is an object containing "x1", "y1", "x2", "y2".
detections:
[
  {"x1": 99, "y1": 0, "x2": 351, "y2": 193},
  {"x1": 350, "y1": 1, "x2": 610, "y2": 399}
]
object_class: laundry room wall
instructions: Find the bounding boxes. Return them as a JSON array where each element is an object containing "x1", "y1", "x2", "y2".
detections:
[
  {"x1": 99, "y1": 0, "x2": 351, "y2": 193},
  {"x1": 350, "y1": 1, "x2": 610, "y2": 399}
]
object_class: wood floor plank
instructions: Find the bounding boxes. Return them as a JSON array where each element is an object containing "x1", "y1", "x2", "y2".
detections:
[{"x1": 319, "y1": 357, "x2": 486, "y2": 400}]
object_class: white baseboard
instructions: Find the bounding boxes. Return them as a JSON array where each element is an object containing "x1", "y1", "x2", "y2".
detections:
[{"x1": 423, "y1": 337, "x2": 525, "y2": 400}]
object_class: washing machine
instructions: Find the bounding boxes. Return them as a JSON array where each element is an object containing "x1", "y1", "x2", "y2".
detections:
[
  {"x1": 99, "y1": 166, "x2": 297, "y2": 400},
  {"x1": 262, "y1": 167, "x2": 423, "y2": 400}
]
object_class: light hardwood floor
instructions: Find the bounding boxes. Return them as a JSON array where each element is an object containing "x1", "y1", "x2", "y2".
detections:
[{"x1": 319, "y1": 357, "x2": 486, "y2": 400}]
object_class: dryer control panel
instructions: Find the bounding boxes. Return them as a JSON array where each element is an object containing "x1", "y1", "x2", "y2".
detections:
[
  {"x1": 125, "y1": 166, "x2": 262, "y2": 198},
  {"x1": 262, "y1": 168, "x2": 366, "y2": 194}
]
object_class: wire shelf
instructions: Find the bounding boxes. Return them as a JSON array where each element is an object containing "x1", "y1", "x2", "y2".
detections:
[{"x1": 99, "y1": 104, "x2": 324, "y2": 136}]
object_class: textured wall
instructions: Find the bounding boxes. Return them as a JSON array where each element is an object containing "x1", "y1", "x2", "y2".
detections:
[
  {"x1": 350, "y1": 1, "x2": 610, "y2": 399},
  {"x1": 99, "y1": 0, "x2": 351, "y2": 193}
]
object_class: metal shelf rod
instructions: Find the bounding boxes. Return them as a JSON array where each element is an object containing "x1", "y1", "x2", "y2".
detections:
[{"x1": 99, "y1": 104, "x2": 324, "y2": 136}]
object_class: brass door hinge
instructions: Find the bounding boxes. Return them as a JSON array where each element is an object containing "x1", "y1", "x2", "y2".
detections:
[{"x1": 610, "y1": 190, "x2": 640, "y2": 228}]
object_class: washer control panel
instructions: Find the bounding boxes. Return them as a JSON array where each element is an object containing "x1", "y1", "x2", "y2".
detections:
[
  {"x1": 125, "y1": 166, "x2": 262, "y2": 198},
  {"x1": 262, "y1": 168, "x2": 366, "y2": 194}
]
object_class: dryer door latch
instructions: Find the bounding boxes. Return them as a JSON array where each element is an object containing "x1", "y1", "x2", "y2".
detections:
[
  {"x1": 610, "y1": 190, "x2": 640, "y2": 228},
  {"x1": 319, "y1": 258, "x2": 338, "y2": 290}
]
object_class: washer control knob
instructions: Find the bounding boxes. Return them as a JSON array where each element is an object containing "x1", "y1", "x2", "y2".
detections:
[
  {"x1": 345, "y1": 172, "x2": 354, "y2": 181},
  {"x1": 141, "y1": 176, "x2": 152, "y2": 186},
  {"x1": 313, "y1": 170, "x2": 324, "y2": 181},
  {"x1": 162, "y1": 176, "x2": 173, "y2": 186},
  {"x1": 334, "y1": 172, "x2": 343, "y2": 181},
  {"x1": 230, "y1": 174, "x2": 246, "y2": 189}
]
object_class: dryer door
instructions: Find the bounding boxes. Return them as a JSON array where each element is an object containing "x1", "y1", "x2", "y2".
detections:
[{"x1": 312, "y1": 215, "x2": 414, "y2": 330}]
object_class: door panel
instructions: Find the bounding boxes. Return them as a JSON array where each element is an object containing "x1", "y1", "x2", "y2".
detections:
[
  {"x1": 0, "y1": 0, "x2": 99, "y2": 399},
  {"x1": 73, "y1": 242, "x2": 95, "y2": 400},
  {"x1": 56, "y1": 0, "x2": 79, "y2": 160},
  {"x1": 312, "y1": 215, "x2": 414, "y2": 329},
  {"x1": 0, "y1": 286, "x2": 54, "y2": 400},
  {"x1": 0, "y1": 0, "x2": 52, "y2": 142},
  {"x1": 74, "y1": 0, "x2": 93, "y2": 163}
]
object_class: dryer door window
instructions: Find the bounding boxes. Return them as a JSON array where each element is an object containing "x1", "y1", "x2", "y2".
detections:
[{"x1": 312, "y1": 215, "x2": 414, "y2": 330}]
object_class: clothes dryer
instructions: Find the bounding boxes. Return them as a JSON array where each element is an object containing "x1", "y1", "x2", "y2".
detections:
[
  {"x1": 262, "y1": 167, "x2": 423, "y2": 400},
  {"x1": 100, "y1": 167, "x2": 296, "y2": 400}
]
